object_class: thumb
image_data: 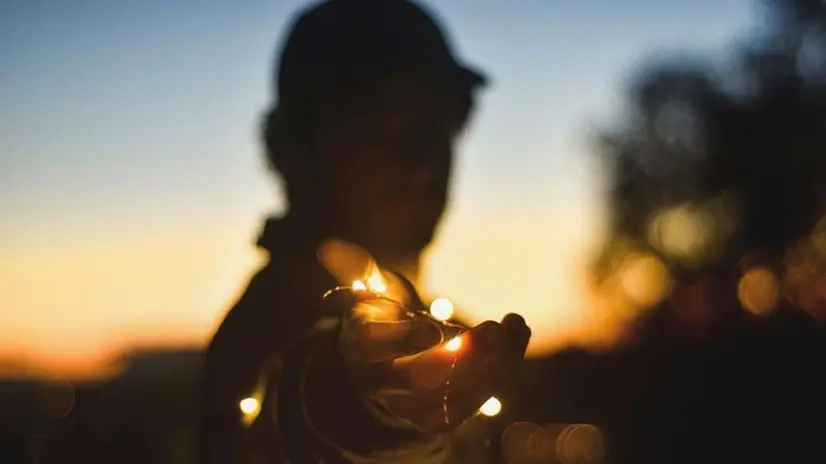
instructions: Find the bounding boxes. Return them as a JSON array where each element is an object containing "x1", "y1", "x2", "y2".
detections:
[{"x1": 341, "y1": 299, "x2": 442, "y2": 363}]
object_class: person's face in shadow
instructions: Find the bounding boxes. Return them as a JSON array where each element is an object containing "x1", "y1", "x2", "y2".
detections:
[{"x1": 316, "y1": 76, "x2": 471, "y2": 261}]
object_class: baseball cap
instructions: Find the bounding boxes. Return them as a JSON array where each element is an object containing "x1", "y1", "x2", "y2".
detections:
[{"x1": 275, "y1": 0, "x2": 487, "y2": 111}]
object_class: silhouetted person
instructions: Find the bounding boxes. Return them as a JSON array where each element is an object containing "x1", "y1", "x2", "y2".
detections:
[{"x1": 199, "y1": 1, "x2": 530, "y2": 463}]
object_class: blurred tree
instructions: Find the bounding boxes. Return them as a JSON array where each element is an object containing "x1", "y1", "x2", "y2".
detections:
[
  {"x1": 509, "y1": 5, "x2": 826, "y2": 464},
  {"x1": 584, "y1": 6, "x2": 826, "y2": 463},
  {"x1": 596, "y1": 0, "x2": 826, "y2": 290}
]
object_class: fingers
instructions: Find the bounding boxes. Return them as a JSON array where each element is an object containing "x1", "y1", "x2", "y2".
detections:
[
  {"x1": 317, "y1": 239, "x2": 427, "y2": 309},
  {"x1": 501, "y1": 313, "x2": 531, "y2": 359},
  {"x1": 342, "y1": 295, "x2": 443, "y2": 363},
  {"x1": 448, "y1": 322, "x2": 511, "y2": 396},
  {"x1": 353, "y1": 310, "x2": 533, "y2": 434},
  {"x1": 457, "y1": 317, "x2": 530, "y2": 383},
  {"x1": 378, "y1": 325, "x2": 495, "y2": 395},
  {"x1": 386, "y1": 322, "x2": 502, "y2": 392},
  {"x1": 389, "y1": 339, "x2": 463, "y2": 391},
  {"x1": 422, "y1": 317, "x2": 532, "y2": 429},
  {"x1": 384, "y1": 317, "x2": 531, "y2": 391},
  {"x1": 317, "y1": 238, "x2": 374, "y2": 286},
  {"x1": 343, "y1": 317, "x2": 443, "y2": 363},
  {"x1": 384, "y1": 270, "x2": 428, "y2": 309},
  {"x1": 376, "y1": 317, "x2": 531, "y2": 422}
]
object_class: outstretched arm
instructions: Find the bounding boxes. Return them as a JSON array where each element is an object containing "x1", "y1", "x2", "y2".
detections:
[
  {"x1": 199, "y1": 308, "x2": 263, "y2": 464},
  {"x1": 247, "y1": 270, "x2": 530, "y2": 463},
  {"x1": 198, "y1": 269, "x2": 290, "y2": 464}
]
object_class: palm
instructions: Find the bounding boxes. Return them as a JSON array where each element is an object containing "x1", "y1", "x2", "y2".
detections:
[{"x1": 318, "y1": 239, "x2": 531, "y2": 433}]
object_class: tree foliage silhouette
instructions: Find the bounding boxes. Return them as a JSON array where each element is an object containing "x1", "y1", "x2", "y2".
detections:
[{"x1": 596, "y1": 0, "x2": 826, "y2": 283}]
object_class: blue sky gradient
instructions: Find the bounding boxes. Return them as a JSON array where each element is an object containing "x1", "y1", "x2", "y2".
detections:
[{"x1": 0, "y1": 0, "x2": 761, "y2": 373}]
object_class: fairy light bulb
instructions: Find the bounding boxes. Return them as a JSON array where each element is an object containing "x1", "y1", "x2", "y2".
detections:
[
  {"x1": 322, "y1": 274, "x2": 475, "y2": 429},
  {"x1": 239, "y1": 396, "x2": 262, "y2": 426},
  {"x1": 444, "y1": 336, "x2": 463, "y2": 352},
  {"x1": 239, "y1": 397, "x2": 259, "y2": 415},
  {"x1": 429, "y1": 297, "x2": 454, "y2": 321},
  {"x1": 478, "y1": 396, "x2": 502, "y2": 417},
  {"x1": 366, "y1": 269, "x2": 387, "y2": 293}
]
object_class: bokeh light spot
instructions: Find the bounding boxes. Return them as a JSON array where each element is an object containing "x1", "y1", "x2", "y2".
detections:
[{"x1": 737, "y1": 267, "x2": 780, "y2": 316}]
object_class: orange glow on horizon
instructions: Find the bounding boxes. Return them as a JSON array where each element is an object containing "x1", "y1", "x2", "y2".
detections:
[{"x1": 0, "y1": 209, "x2": 609, "y2": 380}]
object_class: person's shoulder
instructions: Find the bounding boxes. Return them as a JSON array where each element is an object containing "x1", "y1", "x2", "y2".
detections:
[
  {"x1": 234, "y1": 262, "x2": 289, "y2": 312},
  {"x1": 206, "y1": 263, "x2": 292, "y2": 346}
]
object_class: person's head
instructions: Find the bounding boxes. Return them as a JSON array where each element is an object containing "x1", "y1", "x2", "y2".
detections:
[{"x1": 263, "y1": 0, "x2": 486, "y2": 262}]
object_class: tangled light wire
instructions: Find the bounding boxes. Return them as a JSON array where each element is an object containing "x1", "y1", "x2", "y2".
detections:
[{"x1": 322, "y1": 268, "x2": 502, "y2": 426}]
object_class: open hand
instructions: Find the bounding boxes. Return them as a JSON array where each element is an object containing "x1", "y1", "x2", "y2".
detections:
[{"x1": 319, "y1": 239, "x2": 531, "y2": 434}]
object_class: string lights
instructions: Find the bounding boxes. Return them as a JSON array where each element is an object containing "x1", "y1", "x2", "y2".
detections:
[
  {"x1": 322, "y1": 265, "x2": 502, "y2": 427},
  {"x1": 238, "y1": 394, "x2": 263, "y2": 426},
  {"x1": 478, "y1": 396, "x2": 503, "y2": 417},
  {"x1": 429, "y1": 297, "x2": 455, "y2": 321},
  {"x1": 239, "y1": 397, "x2": 260, "y2": 415}
]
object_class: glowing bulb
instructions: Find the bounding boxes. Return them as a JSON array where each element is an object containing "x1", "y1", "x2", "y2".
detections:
[
  {"x1": 352, "y1": 280, "x2": 367, "y2": 291},
  {"x1": 429, "y1": 297, "x2": 454, "y2": 321},
  {"x1": 367, "y1": 271, "x2": 386, "y2": 293},
  {"x1": 445, "y1": 336, "x2": 463, "y2": 352},
  {"x1": 239, "y1": 397, "x2": 260, "y2": 416},
  {"x1": 479, "y1": 397, "x2": 502, "y2": 417}
]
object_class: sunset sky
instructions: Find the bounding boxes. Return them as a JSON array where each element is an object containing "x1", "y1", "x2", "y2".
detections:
[{"x1": 0, "y1": 0, "x2": 758, "y2": 377}]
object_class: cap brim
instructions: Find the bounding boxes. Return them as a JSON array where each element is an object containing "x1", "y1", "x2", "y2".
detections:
[{"x1": 457, "y1": 64, "x2": 488, "y2": 89}]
